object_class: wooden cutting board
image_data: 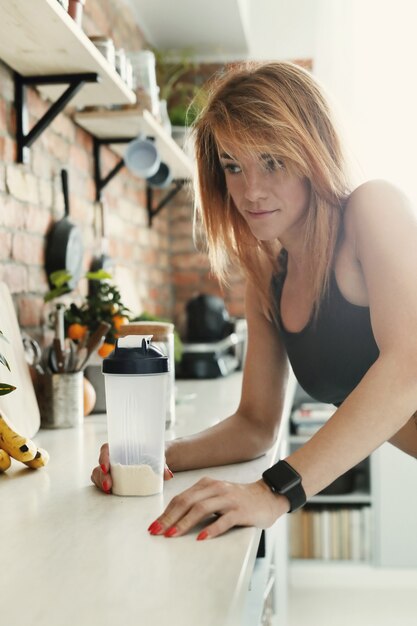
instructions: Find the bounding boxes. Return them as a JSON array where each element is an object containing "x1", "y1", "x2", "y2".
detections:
[{"x1": 0, "y1": 282, "x2": 40, "y2": 438}]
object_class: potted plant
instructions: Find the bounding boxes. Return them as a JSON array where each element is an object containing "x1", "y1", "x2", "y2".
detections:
[
  {"x1": 45, "y1": 269, "x2": 131, "y2": 358},
  {"x1": 153, "y1": 47, "x2": 206, "y2": 147}
]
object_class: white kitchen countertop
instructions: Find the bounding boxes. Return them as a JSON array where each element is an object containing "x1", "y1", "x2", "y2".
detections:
[{"x1": 0, "y1": 372, "x2": 294, "y2": 626}]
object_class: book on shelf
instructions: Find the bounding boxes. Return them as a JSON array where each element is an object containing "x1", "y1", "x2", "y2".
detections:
[
  {"x1": 291, "y1": 402, "x2": 336, "y2": 436},
  {"x1": 289, "y1": 505, "x2": 372, "y2": 562}
]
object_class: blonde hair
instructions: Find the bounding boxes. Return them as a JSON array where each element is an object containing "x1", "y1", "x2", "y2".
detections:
[{"x1": 192, "y1": 61, "x2": 351, "y2": 317}]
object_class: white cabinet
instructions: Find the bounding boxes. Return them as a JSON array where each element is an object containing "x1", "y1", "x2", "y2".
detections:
[
  {"x1": 373, "y1": 442, "x2": 417, "y2": 568},
  {"x1": 288, "y1": 386, "x2": 417, "y2": 569}
]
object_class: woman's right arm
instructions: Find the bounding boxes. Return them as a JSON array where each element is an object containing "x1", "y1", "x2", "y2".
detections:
[{"x1": 91, "y1": 278, "x2": 289, "y2": 492}]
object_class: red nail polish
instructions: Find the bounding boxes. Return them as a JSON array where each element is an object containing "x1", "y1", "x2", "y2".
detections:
[
  {"x1": 100, "y1": 464, "x2": 108, "y2": 474},
  {"x1": 166, "y1": 467, "x2": 174, "y2": 478},
  {"x1": 197, "y1": 530, "x2": 209, "y2": 541},
  {"x1": 164, "y1": 527, "x2": 178, "y2": 537},
  {"x1": 149, "y1": 521, "x2": 163, "y2": 535},
  {"x1": 102, "y1": 480, "x2": 110, "y2": 492}
]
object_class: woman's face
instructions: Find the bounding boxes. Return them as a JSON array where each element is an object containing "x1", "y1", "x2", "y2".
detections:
[{"x1": 218, "y1": 144, "x2": 311, "y2": 243}]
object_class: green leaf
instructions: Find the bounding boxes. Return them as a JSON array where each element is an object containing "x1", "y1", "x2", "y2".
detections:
[
  {"x1": 0, "y1": 330, "x2": 9, "y2": 344},
  {"x1": 50, "y1": 269, "x2": 73, "y2": 288},
  {"x1": 0, "y1": 353, "x2": 11, "y2": 371},
  {"x1": 44, "y1": 285, "x2": 71, "y2": 302},
  {"x1": 86, "y1": 270, "x2": 113, "y2": 281},
  {"x1": 0, "y1": 383, "x2": 16, "y2": 396}
]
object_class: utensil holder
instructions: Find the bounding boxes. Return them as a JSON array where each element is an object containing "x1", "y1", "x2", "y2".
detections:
[{"x1": 38, "y1": 371, "x2": 84, "y2": 429}]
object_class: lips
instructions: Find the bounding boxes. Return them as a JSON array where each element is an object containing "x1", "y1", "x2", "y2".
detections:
[{"x1": 246, "y1": 209, "x2": 279, "y2": 217}]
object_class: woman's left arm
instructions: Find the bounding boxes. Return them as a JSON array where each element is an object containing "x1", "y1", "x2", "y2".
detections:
[
  {"x1": 288, "y1": 180, "x2": 417, "y2": 497},
  {"x1": 151, "y1": 180, "x2": 417, "y2": 539}
]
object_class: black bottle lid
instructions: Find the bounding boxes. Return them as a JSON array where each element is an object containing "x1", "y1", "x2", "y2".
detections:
[{"x1": 102, "y1": 335, "x2": 169, "y2": 375}]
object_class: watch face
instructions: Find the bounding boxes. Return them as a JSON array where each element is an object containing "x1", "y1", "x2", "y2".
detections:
[{"x1": 264, "y1": 461, "x2": 301, "y2": 494}]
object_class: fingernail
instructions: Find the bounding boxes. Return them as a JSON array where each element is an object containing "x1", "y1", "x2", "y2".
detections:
[
  {"x1": 164, "y1": 526, "x2": 178, "y2": 538},
  {"x1": 102, "y1": 480, "x2": 110, "y2": 492},
  {"x1": 100, "y1": 464, "x2": 108, "y2": 474},
  {"x1": 166, "y1": 467, "x2": 174, "y2": 478},
  {"x1": 149, "y1": 521, "x2": 163, "y2": 535},
  {"x1": 197, "y1": 530, "x2": 209, "y2": 541}
]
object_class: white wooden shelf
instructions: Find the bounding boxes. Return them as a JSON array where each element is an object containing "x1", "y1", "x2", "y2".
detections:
[
  {"x1": 74, "y1": 108, "x2": 195, "y2": 180},
  {"x1": 310, "y1": 493, "x2": 372, "y2": 505},
  {"x1": 0, "y1": 0, "x2": 136, "y2": 107}
]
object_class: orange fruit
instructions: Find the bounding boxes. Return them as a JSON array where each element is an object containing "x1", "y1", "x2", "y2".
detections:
[
  {"x1": 112, "y1": 314, "x2": 129, "y2": 332},
  {"x1": 83, "y1": 377, "x2": 96, "y2": 416},
  {"x1": 98, "y1": 342, "x2": 115, "y2": 358},
  {"x1": 68, "y1": 323, "x2": 88, "y2": 341}
]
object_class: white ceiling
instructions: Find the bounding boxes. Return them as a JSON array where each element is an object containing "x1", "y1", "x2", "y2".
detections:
[{"x1": 123, "y1": 0, "x2": 318, "y2": 62}]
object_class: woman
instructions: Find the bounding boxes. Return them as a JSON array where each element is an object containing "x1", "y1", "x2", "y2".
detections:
[{"x1": 91, "y1": 61, "x2": 417, "y2": 540}]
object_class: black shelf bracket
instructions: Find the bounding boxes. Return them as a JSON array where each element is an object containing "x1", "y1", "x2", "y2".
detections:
[
  {"x1": 93, "y1": 136, "x2": 187, "y2": 226},
  {"x1": 15, "y1": 71, "x2": 99, "y2": 163},
  {"x1": 93, "y1": 136, "x2": 132, "y2": 202},
  {"x1": 146, "y1": 179, "x2": 187, "y2": 227}
]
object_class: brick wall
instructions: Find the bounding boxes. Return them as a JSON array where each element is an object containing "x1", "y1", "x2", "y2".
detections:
[
  {"x1": 0, "y1": 0, "x2": 246, "y2": 347},
  {"x1": 169, "y1": 186, "x2": 245, "y2": 332}
]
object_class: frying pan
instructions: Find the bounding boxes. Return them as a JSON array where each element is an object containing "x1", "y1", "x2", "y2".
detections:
[{"x1": 45, "y1": 169, "x2": 84, "y2": 290}]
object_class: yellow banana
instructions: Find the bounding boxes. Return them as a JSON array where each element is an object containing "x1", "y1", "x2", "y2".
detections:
[
  {"x1": 24, "y1": 448, "x2": 49, "y2": 469},
  {"x1": 0, "y1": 449, "x2": 11, "y2": 472},
  {"x1": 0, "y1": 411, "x2": 37, "y2": 462}
]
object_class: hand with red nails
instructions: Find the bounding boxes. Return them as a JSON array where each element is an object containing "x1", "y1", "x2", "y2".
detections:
[
  {"x1": 147, "y1": 476, "x2": 290, "y2": 541},
  {"x1": 90, "y1": 443, "x2": 174, "y2": 494}
]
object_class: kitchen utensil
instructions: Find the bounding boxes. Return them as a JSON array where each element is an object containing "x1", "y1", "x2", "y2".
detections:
[
  {"x1": 65, "y1": 338, "x2": 78, "y2": 372},
  {"x1": 47, "y1": 337, "x2": 78, "y2": 374},
  {"x1": 146, "y1": 161, "x2": 172, "y2": 189},
  {"x1": 124, "y1": 135, "x2": 160, "y2": 178},
  {"x1": 55, "y1": 303, "x2": 65, "y2": 348},
  {"x1": 47, "y1": 303, "x2": 68, "y2": 373},
  {"x1": 102, "y1": 334, "x2": 169, "y2": 496},
  {"x1": 89, "y1": 199, "x2": 113, "y2": 296},
  {"x1": 75, "y1": 321, "x2": 111, "y2": 371},
  {"x1": 52, "y1": 338, "x2": 66, "y2": 373},
  {"x1": 22, "y1": 334, "x2": 45, "y2": 376},
  {"x1": 0, "y1": 282, "x2": 40, "y2": 437},
  {"x1": 45, "y1": 169, "x2": 84, "y2": 290}
]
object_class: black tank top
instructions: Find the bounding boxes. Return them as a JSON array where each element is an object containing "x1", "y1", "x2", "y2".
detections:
[{"x1": 271, "y1": 250, "x2": 380, "y2": 406}]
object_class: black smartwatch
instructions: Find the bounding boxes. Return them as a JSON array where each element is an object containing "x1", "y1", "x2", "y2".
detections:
[{"x1": 262, "y1": 460, "x2": 306, "y2": 512}]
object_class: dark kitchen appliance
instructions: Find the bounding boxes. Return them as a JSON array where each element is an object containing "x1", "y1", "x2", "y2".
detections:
[{"x1": 177, "y1": 295, "x2": 247, "y2": 379}]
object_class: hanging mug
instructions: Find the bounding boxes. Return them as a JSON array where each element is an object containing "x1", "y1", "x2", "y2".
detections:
[
  {"x1": 147, "y1": 162, "x2": 172, "y2": 189},
  {"x1": 124, "y1": 135, "x2": 160, "y2": 178}
]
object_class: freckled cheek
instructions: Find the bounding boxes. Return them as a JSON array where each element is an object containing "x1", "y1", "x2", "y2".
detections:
[{"x1": 225, "y1": 181, "x2": 243, "y2": 210}]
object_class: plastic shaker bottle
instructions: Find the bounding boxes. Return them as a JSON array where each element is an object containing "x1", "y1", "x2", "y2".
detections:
[{"x1": 102, "y1": 335, "x2": 168, "y2": 496}]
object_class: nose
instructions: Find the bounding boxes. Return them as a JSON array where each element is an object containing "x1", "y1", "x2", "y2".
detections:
[{"x1": 243, "y1": 170, "x2": 267, "y2": 202}]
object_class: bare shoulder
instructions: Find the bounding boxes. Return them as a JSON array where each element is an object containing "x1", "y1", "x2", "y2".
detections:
[
  {"x1": 246, "y1": 253, "x2": 276, "y2": 320},
  {"x1": 343, "y1": 179, "x2": 415, "y2": 242}
]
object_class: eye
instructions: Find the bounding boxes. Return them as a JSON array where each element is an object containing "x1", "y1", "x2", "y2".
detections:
[
  {"x1": 221, "y1": 162, "x2": 242, "y2": 175},
  {"x1": 261, "y1": 155, "x2": 285, "y2": 172}
]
